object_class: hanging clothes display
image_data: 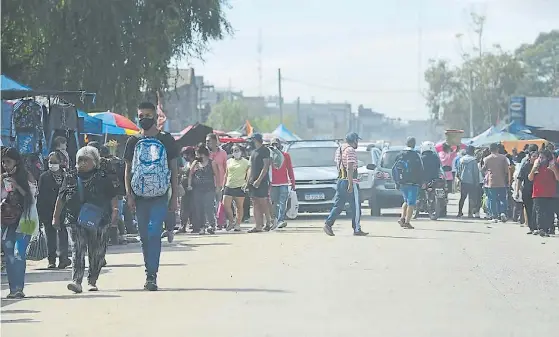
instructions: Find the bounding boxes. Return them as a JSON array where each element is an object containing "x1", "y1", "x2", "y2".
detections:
[{"x1": 12, "y1": 99, "x2": 47, "y2": 157}]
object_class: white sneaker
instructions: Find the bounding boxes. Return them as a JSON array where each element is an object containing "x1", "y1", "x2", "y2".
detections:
[
  {"x1": 473, "y1": 212, "x2": 480, "y2": 218},
  {"x1": 269, "y1": 219, "x2": 279, "y2": 230},
  {"x1": 500, "y1": 213, "x2": 507, "y2": 223}
]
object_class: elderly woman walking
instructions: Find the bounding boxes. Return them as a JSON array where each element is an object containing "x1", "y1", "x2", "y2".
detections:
[{"x1": 53, "y1": 146, "x2": 118, "y2": 293}]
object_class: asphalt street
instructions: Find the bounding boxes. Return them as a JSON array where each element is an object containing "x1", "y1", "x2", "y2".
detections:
[{"x1": 1, "y1": 197, "x2": 558, "y2": 337}]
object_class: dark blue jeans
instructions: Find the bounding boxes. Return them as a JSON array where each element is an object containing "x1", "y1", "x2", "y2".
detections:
[
  {"x1": 487, "y1": 187, "x2": 508, "y2": 219},
  {"x1": 325, "y1": 179, "x2": 361, "y2": 232},
  {"x1": 1, "y1": 226, "x2": 31, "y2": 293},
  {"x1": 136, "y1": 195, "x2": 168, "y2": 277}
]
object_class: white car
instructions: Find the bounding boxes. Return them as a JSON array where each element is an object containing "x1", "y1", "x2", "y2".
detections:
[
  {"x1": 356, "y1": 145, "x2": 382, "y2": 205},
  {"x1": 285, "y1": 141, "x2": 340, "y2": 218}
]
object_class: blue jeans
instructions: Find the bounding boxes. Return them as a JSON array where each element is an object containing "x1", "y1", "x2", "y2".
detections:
[
  {"x1": 487, "y1": 187, "x2": 508, "y2": 218},
  {"x1": 1, "y1": 226, "x2": 31, "y2": 293},
  {"x1": 271, "y1": 185, "x2": 289, "y2": 222},
  {"x1": 136, "y1": 195, "x2": 168, "y2": 276},
  {"x1": 325, "y1": 179, "x2": 361, "y2": 232}
]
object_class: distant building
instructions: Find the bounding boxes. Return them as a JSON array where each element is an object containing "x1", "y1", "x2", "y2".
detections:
[{"x1": 163, "y1": 68, "x2": 199, "y2": 132}]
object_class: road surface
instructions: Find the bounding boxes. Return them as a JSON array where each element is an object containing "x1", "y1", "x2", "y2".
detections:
[{"x1": 2, "y1": 198, "x2": 558, "y2": 337}]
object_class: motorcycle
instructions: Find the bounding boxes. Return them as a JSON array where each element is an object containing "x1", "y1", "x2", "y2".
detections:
[{"x1": 413, "y1": 178, "x2": 447, "y2": 220}]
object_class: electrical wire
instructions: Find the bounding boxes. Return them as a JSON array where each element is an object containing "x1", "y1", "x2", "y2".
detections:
[{"x1": 282, "y1": 77, "x2": 419, "y2": 94}]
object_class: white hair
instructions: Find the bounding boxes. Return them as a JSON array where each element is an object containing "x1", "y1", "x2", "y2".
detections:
[{"x1": 76, "y1": 145, "x2": 100, "y2": 168}]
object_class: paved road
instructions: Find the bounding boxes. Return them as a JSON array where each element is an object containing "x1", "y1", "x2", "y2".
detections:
[{"x1": 2, "y1": 198, "x2": 558, "y2": 337}]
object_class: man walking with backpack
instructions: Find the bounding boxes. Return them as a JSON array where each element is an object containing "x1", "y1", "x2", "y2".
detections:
[
  {"x1": 457, "y1": 145, "x2": 482, "y2": 218},
  {"x1": 323, "y1": 132, "x2": 368, "y2": 236},
  {"x1": 124, "y1": 102, "x2": 179, "y2": 291},
  {"x1": 394, "y1": 137, "x2": 424, "y2": 229}
]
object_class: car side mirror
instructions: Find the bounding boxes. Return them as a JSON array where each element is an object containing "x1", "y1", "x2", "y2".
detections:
[{"x1": 366, "y1": 164, "x2": 377, "y2": 170}]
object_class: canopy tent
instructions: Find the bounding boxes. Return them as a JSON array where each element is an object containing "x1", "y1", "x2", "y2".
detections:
[
  {"x1": 174, "y1": 123, "x2": 213, "y2": 148},
  {"x1": 468, "y1": 126, "x2": 497, "y2": 145},
  {"x1": 78, "y1": 110, "x2": 103, "y2": 135},
  {"x1": 469, "y1": 131, "x2": 541, "y2": 147},
  {"x1": 271, "y1": 124, "x2": 301, "y2": 141},
  {"x1": 1, "y1": 75, "x2": 31, "y2": 91},
  {"x1": 501, "y1": 139, "x2": 547, "y2": 154}
]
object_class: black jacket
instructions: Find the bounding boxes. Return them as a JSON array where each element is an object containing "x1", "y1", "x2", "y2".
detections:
[
  {"x1": 395, "y1": 149, "x2": 424, "y2": 186},
  {"x1": 421, "y1": 151, "x2": 441, "y2": 183}
]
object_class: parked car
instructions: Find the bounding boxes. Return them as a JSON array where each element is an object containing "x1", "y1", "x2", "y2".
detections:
[
  {"x1": 356, "y1": 145, "x2": 382, "y2": 206},
  {"x1": 368, "y1": 146, "x2": 408, "y2": 216},
  {"x1": 285, "y1": 140, "x2": 340, "y2": 218}
]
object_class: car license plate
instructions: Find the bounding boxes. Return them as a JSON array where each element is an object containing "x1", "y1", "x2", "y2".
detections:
[
  {"x1": 435, "y1": 188, "x2": 445, "y2": 197},
  {"x1": 305, "y1": 193, "x2": 325, "y2": 201}
]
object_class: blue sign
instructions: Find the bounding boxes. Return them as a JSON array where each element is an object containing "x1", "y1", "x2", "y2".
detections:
[{"x1": 509, "y1": 96, "x2": 526, "y2": 125}]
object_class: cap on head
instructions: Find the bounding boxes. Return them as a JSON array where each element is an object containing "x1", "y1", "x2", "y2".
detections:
[
  {"x1": 345, "y1": 132, "x2": 361, "y2": 143},
  {"x1": 251, "y1": 133, "x2": 264, "y2": 143}
]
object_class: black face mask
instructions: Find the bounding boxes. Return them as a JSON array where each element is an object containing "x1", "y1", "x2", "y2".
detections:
[{"x1": 139, "y1": 117, "x2": 156, "y2": 130}]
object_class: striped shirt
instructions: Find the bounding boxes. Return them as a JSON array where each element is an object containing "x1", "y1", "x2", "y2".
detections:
[{"x1": 335, "y1": 144, "x2": 358, "y2": 182}]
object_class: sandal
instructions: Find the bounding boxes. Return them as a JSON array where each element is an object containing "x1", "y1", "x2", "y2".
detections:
[{"x1": 247, "y1": 227, "x2": 263, "y2": 233}]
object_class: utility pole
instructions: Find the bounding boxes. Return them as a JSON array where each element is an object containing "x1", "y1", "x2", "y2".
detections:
[
  {"x1": 468, "y1": 69, "x2": 474, "y2": 137},
  {"x1": 296, "y1": 96, "x2": 300, "y2": 128},
  {"x1": 278, "y1": 68, "x2": 283, "y2": 124}
]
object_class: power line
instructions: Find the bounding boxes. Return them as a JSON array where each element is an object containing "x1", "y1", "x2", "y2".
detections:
[{"x1": 282, "y1": 77, "x2": 419, "y2": 93}]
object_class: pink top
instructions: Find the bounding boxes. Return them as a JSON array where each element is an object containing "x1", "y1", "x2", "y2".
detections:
[
  {"x1": 439, "y1": 151, "x2": 457, "y2": 181},
  {"x1": 209, "y1": 147, "x2": 227, "y2": 187}
]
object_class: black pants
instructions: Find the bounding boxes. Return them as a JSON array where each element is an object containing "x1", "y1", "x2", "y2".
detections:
[
  {"x1": 522, "y1": 195, "x2": 535, "y2": 231},
  {"x1": 180, "y1": 192, "x2": 193, "y2": 226},
  {"x1": 243, "y1": 196, "x2": 251, "y2": 221},
  {"x1": 43, "y1": 222, "x2": 69, "y2": 264},
  {"x1": 192, "y1": 189, "x2": 216, "y2": 232},
  {"x1": 534, "y1": 197, "x2": 554, "y2": 233},
  {"x1": 458, "y1": 183, "x2": 477, "y2": 215}
]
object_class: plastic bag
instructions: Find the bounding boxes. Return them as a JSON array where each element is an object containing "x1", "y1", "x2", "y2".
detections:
[
  {"x1": 26, "y1": 228, "x2": 48, "y2": 261},
  {"x1": 216, "y1": 201, "x2": 226, "y2": 226},
  {"x1": 285, "y1": 188, "x2": 299, "y2": 220}
]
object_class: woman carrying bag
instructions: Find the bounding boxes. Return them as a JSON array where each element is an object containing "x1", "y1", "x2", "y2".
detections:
[
  {"x1": 1, "y1": 147, "x2": 38, "y2": 299},
  {"x1": 52, "y1": 146, "x2": 118, "y2": 293}
]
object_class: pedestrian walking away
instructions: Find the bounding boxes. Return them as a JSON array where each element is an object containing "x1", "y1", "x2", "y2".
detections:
[
  {"x1": 323, "y1": 132, "x2": 368, "y2": 237},
  {"x1": 394, "y1": 137, "x2": 424, "y2": 229},
  {"x1": 123, "y1": 102, "x2": 180, "y2": 291}
]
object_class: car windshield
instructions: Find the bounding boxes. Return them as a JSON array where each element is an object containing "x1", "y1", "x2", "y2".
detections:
[
  {"x1": 288, "y1": 147, "x2": 337, "y2": 167},
  {"x1": 356, "y1": 152, "x2": 372, "y2": 167},
  {"x1": 380, "y1": 151, "x2": 401, "y2": 168}
]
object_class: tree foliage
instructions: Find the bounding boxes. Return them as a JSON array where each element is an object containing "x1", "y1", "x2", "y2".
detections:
[
  {"x1": 207, "y1": 99, "x2": 295, "y2": 133},
  {"x1": 424, "y1": 12, "x2": 559, "y2": 135},
  {"x1": 1, "y1": 0, "x2": 231, "y2": 118}
]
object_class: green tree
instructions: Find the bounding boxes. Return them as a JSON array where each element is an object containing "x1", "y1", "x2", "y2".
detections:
[
  {"x1": 206, "y1": 100, "x2": 249, "y2": 131},
  {"x1": 423, "y1": 12, "x2": 551, "y2": 135},
  {"x1": 516, "y1": 30, "x2": 559, "y2": 96},
  {"x1": 1, "y1": 0, "x2": 231, "y2": 118}
]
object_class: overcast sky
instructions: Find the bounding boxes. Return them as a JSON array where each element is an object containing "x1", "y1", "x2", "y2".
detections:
[{"x1": 183, "y1": 0, "x2": 558, "y2": 120}]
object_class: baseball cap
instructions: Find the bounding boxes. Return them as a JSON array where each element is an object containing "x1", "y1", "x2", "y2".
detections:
[
  {"x1": 250, "y1": 133, "x2": 264, "y2": 143},
  {"x1": 345, "y1": 132, "x2": 361, "y2": 143}
]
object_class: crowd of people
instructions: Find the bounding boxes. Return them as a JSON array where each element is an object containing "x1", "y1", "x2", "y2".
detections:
[
  {"x1": 3, "y1": 100, "x2": 559, "y2": 298},
  {"x1": 1, "y1": 101, "x2": 298, "y2": 297}
]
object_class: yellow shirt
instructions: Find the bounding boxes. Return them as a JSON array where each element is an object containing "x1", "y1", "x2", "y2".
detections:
[{"x1": 225, "y1": 158, "x2": 249, "y2": 188}]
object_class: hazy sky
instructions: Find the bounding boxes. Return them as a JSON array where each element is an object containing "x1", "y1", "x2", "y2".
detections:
[{"x1": 183, "y1": 0, "x2": 558, "y2": 120}]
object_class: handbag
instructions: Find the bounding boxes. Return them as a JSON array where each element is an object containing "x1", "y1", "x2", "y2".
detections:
[
  {"x1": 26, "y1": 228, "x2": 48, "y2": 261},
  {"x1": 76, "y1": 177, "x2": 105, "y2": 229},
  {"x1": 1, "y1": 200, "x2": 22, "y2": 227}
]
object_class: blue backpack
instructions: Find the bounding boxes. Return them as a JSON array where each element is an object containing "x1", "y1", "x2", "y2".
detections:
[{"x1": 131, "y1": 136, "x2": 170, "y2": 197}]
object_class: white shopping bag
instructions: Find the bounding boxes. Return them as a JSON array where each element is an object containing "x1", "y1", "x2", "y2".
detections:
[{"x1": 285, "y1": 188, "x2": 299, "y2": 220}]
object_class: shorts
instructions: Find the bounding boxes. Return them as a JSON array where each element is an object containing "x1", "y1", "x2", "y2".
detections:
[
  {"x1": 249, "y1": 181, "x2": 269, "y2": 198},
  {"x1": 224, "y1": 186, "x2": 246, "y2": 198},
  {"x1": 400, "y1": 184, "x2": 419, "y2": 206}
]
